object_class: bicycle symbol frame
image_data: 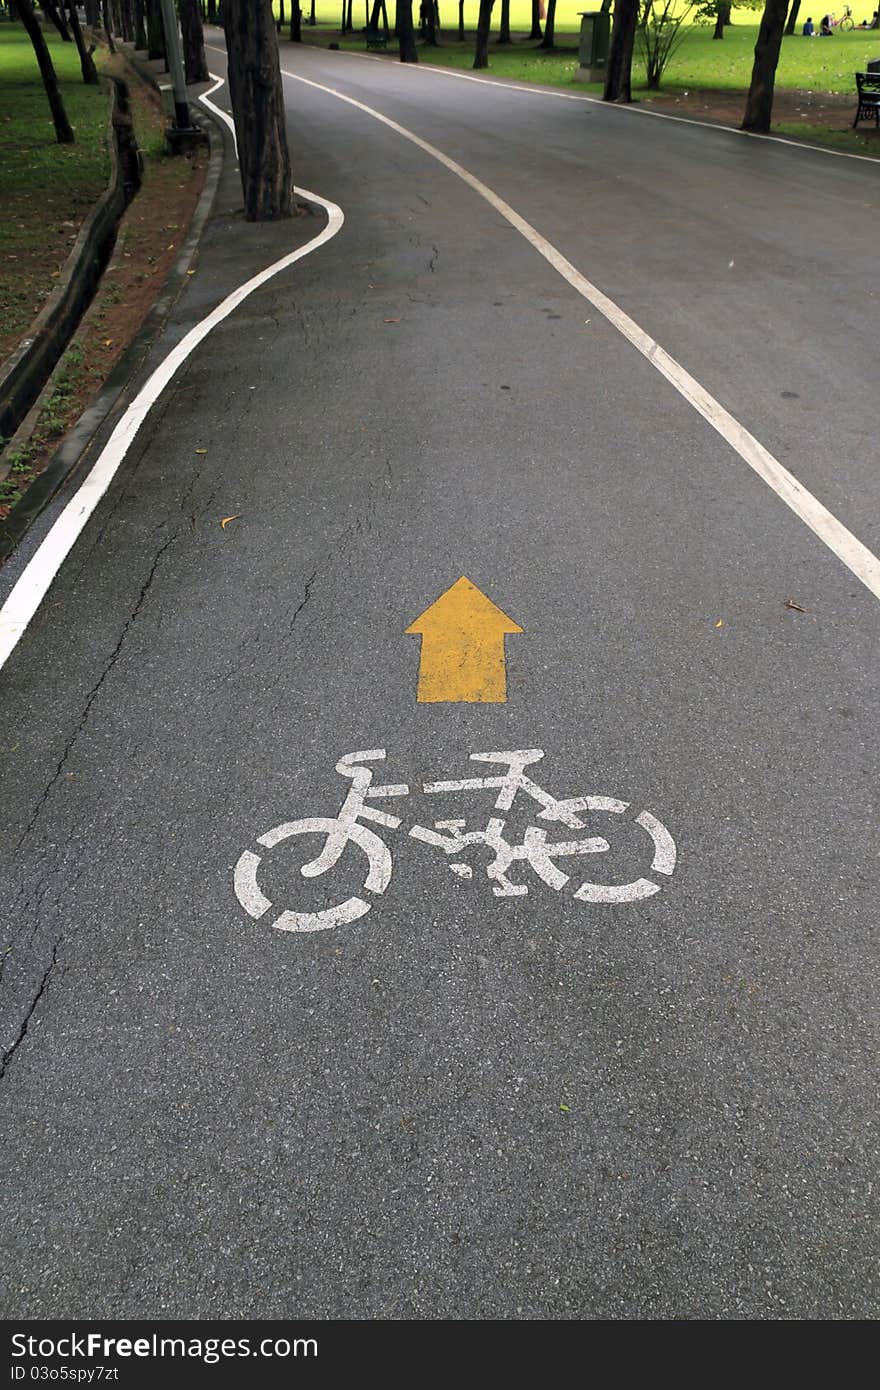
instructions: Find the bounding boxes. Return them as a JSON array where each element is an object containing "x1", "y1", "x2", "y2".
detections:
[{"x1": 234, "y1": 748, "x2": 677, "y2": 934}]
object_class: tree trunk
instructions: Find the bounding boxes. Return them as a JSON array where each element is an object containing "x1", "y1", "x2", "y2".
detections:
[
  {"x1": 457, "y1": 0, "x2": 464, "y2": 38},
  {"x1": 603, "y1": 0, "x2": 637, "y2": 100},
  {"x1": 424, "y1": 0, "x2": 437, "y2": 42},
  {"x1": 12, "y1": 0, "x2": 75, "y2": 141},
  {"x1": 101, "y1": 0, "x2": 116, "y2": 49},
  {"x1": 147, "y1": 0, "x2": 165, "y2": 58},
  {"x1": 84, "y1": 0, "x2": 100, "y2": 25},
  {"x1": 741, "y1": 0, "x2": 788, "y2": 131},
  {"x1": 538, "y1": 0, "x2": 556, "y2": 47},
  {"x1": 222, "y1": 0, "x2": 293, "y2": 219},
  {"x1": 179, "y1": 0, "x2": 208, "y2": 80},
  {"x1": 42, "y1": 0, "x2": 73, "y2": 39},
  {"x1": 346, "y1": 0, "x2": 353, "y2": 29},
  {"x1": 206, "y1": 0, "x2": 217, "y2": 20},
  {"x1": 290, "y1": 1, "x2": 301, "y2": 38},
  {"x1": 133, "y1": 0, "x2": 147, "y2": 46},
  {"x1": 309, "y1": 0, "x2": 316, "y2": 22},
  {"x1": 66, "y1": 0, "x2": 99, "y2": 79},
  {"x1": 497, "y1": 0, "x2": 509, "y2": 41},
  {"x1": 397, "y1": 0, "x2": 417, "y2": 58},
  {"x1": 784, "y1": 0, "x2": 800, "y2": 34},
  {"x1": 529, "y1": 0, "x2": 542, "y2": 39},
  {"x1": 713, "y1": 1, "x2": 730, "y2": 36},
  {"x1": 473, "y1": 0, "x2": 493, "y2": 64}
]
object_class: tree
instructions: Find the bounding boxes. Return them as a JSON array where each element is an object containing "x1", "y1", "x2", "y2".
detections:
[
  {"x1": 603, "y1": 0, "x2": 638, "y2": 100},
  {"x1": 497, "y1": 0, "x2": 510, "y2": 42},
  {"x1": 102, "y1": 0, "x2": 116, "y2": 50},
  {"x1": 368, "y1": 0, "x2": 390, "y2": 34},
  {"x1": 179, "y1": 0, "x2": 208, "y2": 80},
  {"x1": 133, "y1": 0, "x2": 147, "y2": 48},
  {"x1": 457, "y1": 0, "x2": 464, "y2": 38},
  {"x1": 693, "y1": 0, "x2": 763, "y2": 39},
  {"x1": 41, "y1": 0, "x2": 72, "y2": 40},
  {"x1": 65, "y1": 0, "x2": 99, "y2": 81},
  {"x1": 83, "y1": 0, "x2": 100, "y2": 25},
  {"x1": 222, "y1": 0, "x2": 293, "y2": 220},
  {"x1": 784, "y1": 0, "x2": 801, "y2": 33},
  {"x1": 397, "y1": 0, "x2": 417, "y2": 59},
  {"x1": 637, "y1": 0, "x2": 694, "y2": 88},
  {"x1": 538, "y1": 0, "x2": 556, "y2": 47},
  {"x1": 529, "y1": 0, "x2": 542, "y2": 40},
  {"x1": 146, "y1": 0, "x2": 165, "y2": 60},
  {"x1": 290, "y1": 0, "x2": 301, "y2": 39},
  {"x1": 474, "y1": 0, "x2": 494, "y2": 65},
  {"x1": 741, "y1": 0, "x2": 788, "y2": 131},
  {"x1": 11, "y1": 0, "x2": 75, "y2": 142}
]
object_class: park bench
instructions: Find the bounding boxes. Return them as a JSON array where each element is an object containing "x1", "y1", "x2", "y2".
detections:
[
  {"x1": 365, "y1": 26, "x2": 388, "y2": 50},
  {"x1": 853, "y1": 71, "x2": 880, "y2": 127}
]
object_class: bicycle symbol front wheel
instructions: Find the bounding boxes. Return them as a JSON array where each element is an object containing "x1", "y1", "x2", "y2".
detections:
[{"x1": 234, "y1": 816, "x2": 392, "y2": 933}]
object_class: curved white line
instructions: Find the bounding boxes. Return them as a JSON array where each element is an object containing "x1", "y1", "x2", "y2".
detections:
[
  {"x1": 276, "y1": 62, "x2": 880, "y2": 603},
  {"x1": 0, "y1": 77, "x2": 345, "y2": 673},
  {"x1": 324, "y1": 44, "x2": 880, "y2": 167}
]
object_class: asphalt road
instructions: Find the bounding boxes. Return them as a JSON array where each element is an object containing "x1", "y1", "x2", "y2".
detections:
[{"x1": 1, "y1": 35, "x2": 878, "y2": 1319}]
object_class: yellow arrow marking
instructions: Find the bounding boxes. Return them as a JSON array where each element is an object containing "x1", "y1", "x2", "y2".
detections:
[{"x1": 405, "y1": 576, "x2": 523, "y2": 703}]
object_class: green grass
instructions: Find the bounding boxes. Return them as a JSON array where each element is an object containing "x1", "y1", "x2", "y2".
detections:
[
  {"x1": 401, "y1": 27, "x2": 877, "y2": 90},
  {"x1": 0, "y1": 22, "x2": 110, "y2": 357}
]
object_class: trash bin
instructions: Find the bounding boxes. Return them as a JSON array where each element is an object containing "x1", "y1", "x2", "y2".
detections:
[
  {"x1": 867, "y1": 57, "x2": 880, "y2": 72},
  {"x1": 577, "y1": 10, "x2": 611, "y2": 83}
]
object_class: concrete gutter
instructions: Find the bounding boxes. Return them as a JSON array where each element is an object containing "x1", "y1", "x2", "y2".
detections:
[
  {"x1": 0, "y1": 81, "x2": 225, "y2": 567},
  {"x1": 0, "y1": 78, "x2": 140, "y2": 447}
]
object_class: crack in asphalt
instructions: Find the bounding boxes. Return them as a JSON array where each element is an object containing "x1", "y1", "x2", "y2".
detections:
[
  {"x1": 15, "y1": 535, "x2": 176, "y2": 855},
  {"x1": 288, "y1": 567, "x2": 318, "y2": 636},
  {"x1": 0, "y1": 939, "x2": 59, "y2": 1081}
]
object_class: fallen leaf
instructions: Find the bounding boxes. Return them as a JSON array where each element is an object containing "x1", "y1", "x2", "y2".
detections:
[
  {"x1": 714, "y1": 619, "x2": 724, "y2": 628},
  {"x1": 186, "y1": 269, "x2": 196, "y2": 276},
  {"x1": 785, "y1": 598, "x2": 806, "y2": 612},
  {"x1": 103, "y1": 338, "x2": 113, "y2": 347},
  {"x1": 383, "y1": 317, "x2": 400, "y2": 324},
  {"x1": 220, "y1": 514, "x2": 240, "y2": 530},
  {"x1": 560, "y1": 1103, "x2": 571, "y2": 1113},
  {"x1": 194, "y1": 448, "x2": 208, "y2": 455}
]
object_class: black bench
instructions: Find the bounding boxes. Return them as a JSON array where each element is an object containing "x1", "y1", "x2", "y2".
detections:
[
  {"x1": 365, "y1": 26, "x2": 388, "y2": 50},
  {"x1": 853, "y1": 71, "x2": 880, "y2": 127}
]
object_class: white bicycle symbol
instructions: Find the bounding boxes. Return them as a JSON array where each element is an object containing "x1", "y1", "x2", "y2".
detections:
[{"x1": 234, "y1": 748, "x2": 677, "y2": 934}]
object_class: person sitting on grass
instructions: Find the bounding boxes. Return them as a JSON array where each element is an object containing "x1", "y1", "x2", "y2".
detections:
[
  {"x1": 803, "y1": 14, "x2": 816, "y2": 31},
  {"x1": 819, "y1": 12, "x2": 834, "y2": 31}
]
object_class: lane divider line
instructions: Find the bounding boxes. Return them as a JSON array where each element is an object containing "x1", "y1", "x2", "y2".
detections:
[
  {"x1": 0, "y1": 76, "x2": 344, "y2": 674},
  {"x1": 275, "y1": 60, "x2": 880, "y2": 602}
]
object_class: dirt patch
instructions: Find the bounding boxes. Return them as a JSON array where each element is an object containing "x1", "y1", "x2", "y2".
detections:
[
  {"x1": 639, "y1": 83, "x2": 879, "y2": 145},
  {"x1": 0, "y1": 54, "x2": 208, "y2": 522}
]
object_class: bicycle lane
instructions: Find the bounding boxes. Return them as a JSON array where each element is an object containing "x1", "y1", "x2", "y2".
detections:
[{"x1": 0, "y1": 45, "x2": 877, "y2": 1318}]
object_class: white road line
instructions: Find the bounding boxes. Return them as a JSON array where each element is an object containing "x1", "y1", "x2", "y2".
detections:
[
  {"x1": 0, "y1": 78, "x2": 344, "y2": 674},
  {"x1": 329, "y1": 47, "x2": 880, "y2": 166},
  {"x1": 275, "y1": 62, "x2": 880, "y2": 602}
]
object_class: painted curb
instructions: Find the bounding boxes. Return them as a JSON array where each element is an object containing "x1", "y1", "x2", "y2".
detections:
[{"x1": 0, "y1": 75, "x2": 225, "y2": 568}]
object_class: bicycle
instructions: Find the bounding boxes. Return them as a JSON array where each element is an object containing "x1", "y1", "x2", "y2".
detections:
[
  {"x1": 233, "y1": 748, "x2": 678, "y2": 934},
  {"x1": 834, "y1": 6, "x2": 855, "y2": 27}
]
